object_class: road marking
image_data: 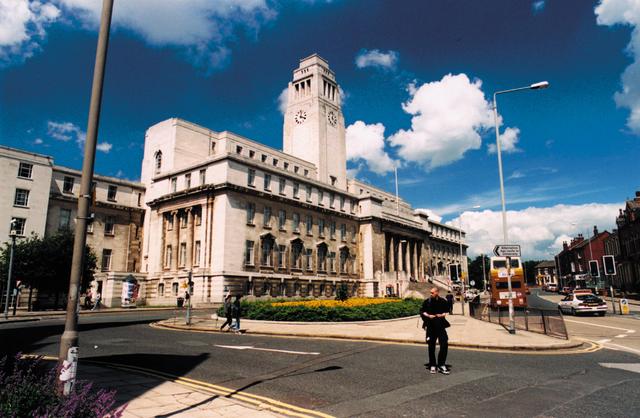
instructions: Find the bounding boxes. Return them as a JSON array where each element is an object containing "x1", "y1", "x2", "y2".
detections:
[
  {"x1": 563, "y1": 319, "x2": 635, "y2": 332},
  {"x1": 596, "y1": 339, "x2": 611, "y2": 344},
  {"x1": 599, "y1": 363, "x2": 640, "y2": 374},
  {"x1": 214, "y1": 344, "x2": 320, "y2": 355},
  {"x1": 615, "y1": 334, "x2": 628, "y2": 338},
  {"x1": 627, "y1": 330, "x2": 636, "y2": 333},
  {"x1": 599, "y1": 342, "x2": 640, "y2": 355}
]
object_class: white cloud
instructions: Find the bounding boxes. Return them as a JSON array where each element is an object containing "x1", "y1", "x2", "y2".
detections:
[
  {"x1": 451, "y1": 203, "x2": 621, "y2": 259},
  {"x1": 96, "y1": 141, "x2": 112, "y2": 153},
  {"x1": 47, "y1": 120, "x2": 85, "y2": 143},
  {"x1": 532, "y1": 0, "x2": 546, "y2": 13},
  {"x1": 415, "y1": 208, "x2": 442, "y2": 222},
  {"x1": 355, "y1": 49, "x2": 399, "y2": 71},
  {"x1": 277, "y1": 87, "x2": 288, "y2": 114},
  {"x1": 595, "y1": 0, "x2": 640, "y2": 135},
  {"x1": 33, "y1": 137, "x2": 43, "y2": 144},
  {"x1": 345, "y1": 120, "x2": 396, "y2": 175},
  {"x1": 0, "y1": 0, "x2": 60, "y2": 63},
  {"x1": 487, "y1": 127, "x2": 521, "y2": 154},
  {"x1": 389, "y1": 74, "x2": 518, "y2": 169}
]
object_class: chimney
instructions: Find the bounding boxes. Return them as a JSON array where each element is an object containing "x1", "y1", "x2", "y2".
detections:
[
  {"x1": 635, "y1": 191, "x2": 640, "y2": 201},
  {"x1": 593, "y1": 225, "x2": 598, "y2": 236},
  {"x1": 563, "y1": 241, "x2": 569, "y2": 250}
]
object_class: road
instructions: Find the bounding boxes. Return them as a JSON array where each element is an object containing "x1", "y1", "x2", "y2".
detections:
[
  {"x1": 529, "y1": 288, "x2": 640, "y2": 356},
  {"x1": 2, "y1": 310, "x2": 640, "y2": 417}
]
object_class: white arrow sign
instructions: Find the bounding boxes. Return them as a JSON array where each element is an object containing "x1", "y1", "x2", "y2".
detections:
[
  {"x1": 214, "y1": 345, "x2": 320, "y2": 355},
  {"x1": 493, "y1": 244, "x2": 521, "y2": 257}
]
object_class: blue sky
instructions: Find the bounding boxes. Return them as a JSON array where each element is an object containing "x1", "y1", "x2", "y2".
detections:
[{"x1": 1, "y1": 0, "x2": 639, "y2": 259}]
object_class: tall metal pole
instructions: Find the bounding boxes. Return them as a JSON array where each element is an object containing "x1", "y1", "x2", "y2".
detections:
[
  {"x1": 3, "y1": 233, "x2": 16, "y2": 320},
  {"x1": 493, "y1": 94, "x2": 515, "y2": 333},
  {"x1": 482, "y1": 253, "x2": 486, "y2": 290},
  {"x1": 394, "y1": 164, "x2": 399, "y2": 216},
  {"x1": 458, "y1": 217, "x2": 465, "y2": 315},
  {"x1": 58, "y1": 0, "x2": 114, "y2": 393}
]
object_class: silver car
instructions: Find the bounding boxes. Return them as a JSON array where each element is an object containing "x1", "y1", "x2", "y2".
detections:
[{"x1": 558, "y1": 293, "x2": 607, "y2": 316}]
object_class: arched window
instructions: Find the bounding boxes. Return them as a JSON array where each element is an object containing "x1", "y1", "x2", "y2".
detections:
[{"x1": 154, "y1": 151, "x2": 162, "y2": 174}]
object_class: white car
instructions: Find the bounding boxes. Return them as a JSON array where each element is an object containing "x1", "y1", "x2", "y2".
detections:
[
  {"x1": 558, "y1": 293, "x2": 607, "y2": 316},
  {"x1": 546, "y1": 283, "x2": 558, "y2": 292}
]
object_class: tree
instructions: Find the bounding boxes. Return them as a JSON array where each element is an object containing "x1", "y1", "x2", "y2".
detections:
[
  {"x1": 467, "y1": 255, "x2": 490, "y2": 289},
  {"x1": 0, "y1": 229, "x2": 97, "y2": 310},
  {"x1": 522, "y1": 260, "x2": 544, "y2": 286}
]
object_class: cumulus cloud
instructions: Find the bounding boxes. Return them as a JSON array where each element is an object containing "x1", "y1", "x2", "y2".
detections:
[
  {"x1": 415, "y1": 208, "x2": 443, "y2": 222},
  {"x1": 451, "y1": 203, "x2": 621, "y2": 259},
  {"x1": 355, "y1": 49, "x2": 399, "y2": 71},
  {"x1": 277, "y1": 87, "x2": 288, "y2": 114},
  {"x1": 595, "y1": 0, "x2": 640, "y2": 135},
  {"x1": 33, "y1": 137, "x2": 43, "y2": 145},
  {"x1": 487, "y1": 127, "x2": 521, "y2": 154},
  {"x1": 388, "y1": 74, "x2": 518, "y2": 169},
  {"x1": 0, "y1": 0, "x2": 60, "y2": 63},
  {"x1": 96, "y1": 141, "x2": 112, "y2": 153},
  {"x1": 346, "y1": 121, "x2": 396, "y2": 175},
  {"x1": 47, "y1": 120, "x2": 85, "y2": 143}
]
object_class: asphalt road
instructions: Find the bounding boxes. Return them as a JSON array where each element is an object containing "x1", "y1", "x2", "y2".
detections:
[{"x1": 2, "y1": 310, "x2": 640, "y2": 417}]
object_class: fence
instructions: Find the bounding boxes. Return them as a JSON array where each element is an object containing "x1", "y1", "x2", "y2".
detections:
[{"x1": 469, "y1": 301, "x2": 568, "y2": 339}]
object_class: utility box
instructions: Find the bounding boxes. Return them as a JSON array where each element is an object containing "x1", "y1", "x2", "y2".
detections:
[{"x1": 619, "y1": 299, "x2": 630, "y2": 315}]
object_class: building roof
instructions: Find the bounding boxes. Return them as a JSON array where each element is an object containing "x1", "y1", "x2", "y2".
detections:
[{"x1": 535, "y1": 260, "x2": 556, "y2": 269}]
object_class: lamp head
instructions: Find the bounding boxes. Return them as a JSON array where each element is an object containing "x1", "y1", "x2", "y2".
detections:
[{"x1": 530, "y1": 81, "x2": 550, "y2": 90}]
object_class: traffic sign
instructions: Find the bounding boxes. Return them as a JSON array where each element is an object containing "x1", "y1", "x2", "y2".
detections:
[
  {"x1": 470, "y1": 280, "x2": 476, "y2": 286},
  {"x1": 493, "y1": 244, "x2": 521, "y2": 257}
]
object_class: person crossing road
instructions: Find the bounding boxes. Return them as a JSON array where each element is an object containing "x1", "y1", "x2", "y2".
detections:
[{"x1": 421, "y1": 287, "x2": 451, "y2": 375}]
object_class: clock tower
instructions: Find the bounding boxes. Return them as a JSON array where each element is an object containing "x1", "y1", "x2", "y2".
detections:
[{"x1": 283, "y1": 54, "x2": 347, "y2": 189}]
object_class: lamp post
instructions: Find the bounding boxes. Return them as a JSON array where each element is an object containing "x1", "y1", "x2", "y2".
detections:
[
  {"x1": 492, "y1": 80, "x2": 549, "y2": 334},
  {"x1": 3, "y1": 228, "x2": 17, "y2": 320}
]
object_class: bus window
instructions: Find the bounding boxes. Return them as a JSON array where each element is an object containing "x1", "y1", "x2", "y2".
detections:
[
  {"x1": 510, "y1": 259, "x2": 520, "y2": 268},
  {"x1": 495, "y1": 281, "x2": 522, "y2": 289},
  {"x1": 493, "y1": 260, "x2": 506, "y2": 269}
]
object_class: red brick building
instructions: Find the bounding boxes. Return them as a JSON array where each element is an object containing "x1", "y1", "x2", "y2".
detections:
[{"x1": 556, "y1": 226, "x2": 610, "y2": 288}]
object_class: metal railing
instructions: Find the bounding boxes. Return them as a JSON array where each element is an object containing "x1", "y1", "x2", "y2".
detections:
[{"x1": 469, "y1": 301, "x2": 568, "y2": 339}]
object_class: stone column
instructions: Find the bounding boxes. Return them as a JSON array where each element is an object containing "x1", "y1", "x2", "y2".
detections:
[
  {"x1": 389, "y1": 236, "x2": 395, "y2": 272},
  {"x1": 186, "y1": 207, "x2": 194, "y2": 270},
  {"x1": 404, "y1": 241, "x2": 410, "y2": 274},
  {"x1": 397, "y1": 238, "x2": 403, "y2": 272},
  {"x1": 160, "y1": 212, "x2": 166, "y2": 271},
  {"x1": 412, "y1": 241, "x2": 417, "y2": 279},
  {"x1": 172, "y1": 210, "x2": 179, "y2": 270}
]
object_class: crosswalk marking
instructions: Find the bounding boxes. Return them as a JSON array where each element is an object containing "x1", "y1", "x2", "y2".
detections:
[{"x1": 599, "y1": 363, "x2": 640, "y2": 374}]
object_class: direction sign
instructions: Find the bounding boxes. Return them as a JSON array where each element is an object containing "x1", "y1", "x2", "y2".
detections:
[{"x1": 493, "y1": 244, "x2": 521, "y2": 257}]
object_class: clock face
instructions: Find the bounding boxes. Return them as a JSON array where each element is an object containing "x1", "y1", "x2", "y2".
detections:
[
  {"x1": 327, "y1": 111, "x2": 338, "y2": 126},
  {"x1": 294, "y1": 110, "x2": 307, "y2": 124}
]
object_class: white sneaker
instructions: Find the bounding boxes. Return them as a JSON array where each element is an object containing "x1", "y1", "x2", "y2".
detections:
[
  {"x1": 430, "y1": 366, "x2": 437, "y2": 374},
  {"x1": 438, "y1": 366, "x2": 450, "y2": 375}
]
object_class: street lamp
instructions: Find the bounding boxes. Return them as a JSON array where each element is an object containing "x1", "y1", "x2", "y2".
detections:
[
  {"x1": 492, "y1": 80, "x2": 549, "y2": 335},
  {"x1": 3, "y1": 226, "x2": 17, "y2": 320}
]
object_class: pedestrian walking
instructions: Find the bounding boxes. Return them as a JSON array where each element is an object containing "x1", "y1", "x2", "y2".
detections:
[
  {"x1": 231, "y1": 295, "x2": 242, "y2": 333},
  {"x1": 220, "y1": 294, "x2": 233, "y2": 331},
  {"x1": 445, "y1": 291, "x2": 454, "y2": 315},
  {"x1": 91, "y1": 292, "x2": 101, "y2": 311},
  {"x1": 420, "y1": 287, "x2": 451, "y2": 375}
]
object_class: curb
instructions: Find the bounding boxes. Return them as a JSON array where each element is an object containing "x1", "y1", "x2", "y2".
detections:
[
  {"x1": 0, "y1": 317, "x2": 41, "y2": 324},
  {"x1": 5, "y1": 307, "x2": 184, "y2": 320},
  {"x1": 152, "y1": 321, "x2": 584, "y2": 352}
]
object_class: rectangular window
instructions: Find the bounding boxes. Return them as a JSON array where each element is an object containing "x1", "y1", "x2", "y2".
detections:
[
  {"x1": 248, "y1": 169, "x2": 256, "y2": 187},
  {"x1": 185, "y1": 173, "x2": 191, "y2": 189},
  {"x1": 273, "y1": 158, "x2": 278, "y2": 167},
  {"x1": 166, "y1": 213, "x2": 174, "y2": 230},
  {"x1": 284, "y1": 162, "x2": 289, "y2": 170},
  {"x1": 179, "y1": 243, "x2": 187, "y2": 267},
  {"x1": 107, "y1": 185, "x2": 117, "y2": 201},
  {"x1": 10, "y1": 217, "x2": 26, "y2": 235},
  {"x1": 101, "y1": 249, "x2": 112, "y2": 271},
  {"x1": 261, "y1": 154, "x2": 267, "y2": 163},
  {"x1": 340, "y1": 224, "x2": 346, "y2": 241},
  {"x1": 171, "y1": 177, "x2": 177, "y2": 193},
  {"x1": 18, "y1": 162, "x2": 33, "y2": 179},
  {"x1": 264, "y1": 173, "x2": 271, "y2": 190},
  {"x1": 318, "y1": 246, "x2": 327, "y2": 271},
  {"x1": 329, "y1": 252, "x2": 336, "y2": 273},
  {"x1": 293, "y1": 213, "x2": 300, "y2": 232},
  {"x1": 279, "y1": 177, "x2": 286, "y2": 194},
  {"x1": 318, "y1": 190, "x2": 324, "y2": 206},
  {"x1": 249, "y1": 150, "x2": 255, "y2": 158},
  {"x1": 304, "y1": 169, "x2": 309, "y2": 177},
  {"x1": 293, "y1": 182, "x2": 300, "y2": 198},
  {"x1": 199, "y1": 169, "x2": 206, "y2": 185},
  {"x1": 236, "y1": 145, "x2": 243, "y2": 154},
  {"x1": 105, "y1": 216, "x2": 115, "y2": 235},
  {"x1": 340, "y1": 251, "x2": 348, "y2": 274},
  {"x1": 278, "y1": 244, "x2": 286, "y2": 268},
  {"x1": 63, "y1": 176, "x2": 74, "y2": 193},
  {"x1": 194, "y1": 207, "x2": 202, "y2": 225},
  {"x1": 329, "y1": 193, "x2": 335, "y2": 208},
  {"x1": 278, "y1": 210, "x2": 286, "y2": 230},
  {"x1": 263, "y1": 206, "x2": 272, "y2": 227},
  {"x1": 261, "y1": 239, "x2": 272, "y2": 266},
  {"x1": 305, "y1": 215, "x2": 313, "y2": 235},
  {"x1": 158, "y1": 283, "x2": 165, "y2": 297},
  {"x1": 306, "y1": 185, "x2": 312, "y2": 202},
  {"x1": 59, "y1": 208, "x2": 71, "y2": 230},
  {"x1": 172, "y1": 282, "x2": 179, "y2": 296},
  {"x1": 87, "y1": 219, "x2": 94, "y2": 233},
  {"x1": 137, "y1": 192, "x2": 142, "y2": 207},
  {"x1": 305, "y1": 248, "x2": 313, "y2": 270},
  {"x1": 339, "y1": 196, "x2": 345, "y2": 211},
  {"x1": 180, "y1": 212, "x2": 188, "y2": 228},
  {"x1": 14, "y1": 189, "x2": 29, "y2": 207},
  {"x1": 247, "y1": 202, "x2": 255, "y2": 225},
  {"x1": 318, "y1": 219, "x2": 325, "y2": 237},
  {"x1": 351, "y1": 199, "x2": 357, "y2": 214},
  {"x1": 194, "y1": 241, "x2": 201, "y2": 266},
  {"x1": 164, "y1": 245, "x2": 172, "y2": 268},
  {"x1": 352, "y1": 225, "x2": 357, "y2": 243},
  {"x1": 245, "y1": 240, "x2": 255, "y2": 265},
  {"x1": 330, "y1": 221, "x2": 336, "y2": 239}
]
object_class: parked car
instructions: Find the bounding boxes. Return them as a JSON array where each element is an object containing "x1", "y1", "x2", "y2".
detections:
[
  {"x1": 546, "y1": 283, "x2": 558, "y2": 292},
  {"x1": 558, "y1": 293, "x2": 607, "y2": 316}
]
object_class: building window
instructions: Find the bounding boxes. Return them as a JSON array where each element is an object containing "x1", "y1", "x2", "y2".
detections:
[
  {"x1": 172, "y1": 282, "x2": 179, "y2": 296},
  {"x1": 304, "y1": 169, "x2": 309, "y2": 177},
  {"x1": 107, "y1": 185, "x2": 117, "y2": 201},
  {"x1": 261, "y1": 237, "x2": 273, "y2": 266},
  {"x1": 284, "y1": 162, "x2": 289, "y2": 170},
  {"x1": 59, "y1": 208, "x2": 71, "y2": 230},
  {"x1": 278, "y1": 210, "x2": 286, "y2": 230},
  {"x1": 185, "y1": 173, "x2": 191, "y2": 189},
  {"x1": 158, "y1": 283, "x2": 165, "y2": 297},
  {"x1": 264, "y1": 174, "x2": 271, "y2": 191},
  {"x1": 293, "y1": 182, "x2": 300, "y2": 198},
  {"x1": 291, "y1": 242, "x2": 303, "y2": 269},
  {"x1": 164, "y1": 245, "x2": 172, "y2": 268},
  {"x1": 339, "y1": 196, "x2": 345, "y2": 211},
  {"x1": 105, "y1": 216, "x2": 115, "y2": 235},
  {"x1": 137, "y1": 192, "x2": 142, "y2": 207},
  {"x1": 340, "y1": 250, "x2": 348, "y2": 274},
  {"x1": 14, "y1": 189, "x2": 29, "y2": 207},
  {"x1": 263, "y1": 206, "x2": 272, "y2": 227},
  {"x1": 305, "y1": 215, "x2": 313, "y2": 235},
  {"x1": 194, "y1": 241, "x2": 201, "y2": 266},
  {"x1": 248, "y1": 169, "x2": 256, "y2": 187},
  {"x1": 247, "y1": 202, "x2": 255, "y2": 225},
  {"x1": 261, "y1": 154, "x2": 267, "y2": 163},
  {"x1": 330, "y1": 221, "x2": 336, "y2": 239},
  {"x1": 330, "y1": 176, "x2": 337, "y2": 186},
  {"x1": 351, "y1": 199, "x2": 357, "y2": 214},
  {"x1": 18, "y1": 162, "x2": 33, "y2": 179},
  {"x1": 305, "y1": 248, "x2": 313, "y2": 270},
  {"x1": 306, "y1": 185, "x2": 312, "y2": 202},
  {"x1": 101, "y1": 249, "x2": 112, "y2": 271},
  {"x1": 199, "y1": 169, "x2": 206, "y2": 185},
  {"x1": 236, "y1": 145, "x2": 243, "y2": 154},
  {"x1": 87, "y1": 219, "x2": 93, "y2": 233},
  {"x1": 279, "y1": 177, "x2": 286, "y2": 194},
  {"x1": 170, "y1": 177, "x2": 177, "y2": 193},
  {"x1": 318, "y1": 219, "x2": 325, "y2": 237},
  {"x1": 340, "y1": 224, "x2": 346, "y2": 241},
  {"x1": 63, "y1": 176, "x2": 74, "y2": 194},
  {"x1": 293, "y1": 213, "x2": 300, "y2": 233},
  {"x1": 277, "y1": 244, "x2": 286, "y2": 268},
  {"x1": 329, "y1": 252, "x2": 336, "y2": 272},
  {"x1": 318, "y1": 190, "x2": 324, "y2": 206},
  {"x1": 329, "y1": 193, "x2": 335, "y2": 208},
  {"x1": 245, "y1": 240, "x2": 255, "y2": 265},
  {"x1": 166, "y1": 213, "x2": 174, "y2": 230},
  {"x1": 317, "y1": 245, "x2": 327, "y2": 271},
  {"x1": 352, "y1": 225, "x2": 357, "y2": 243},
  {"x1": 154, "y1": 151, "x2": 162, "y2": 174},
  {"x1": 10, "y1": 217, "x2": 26, "y2": 236},
  {"x1": 273, "y1": 158, "x2": 278, "y2": 167},
  {"x1": 179, "y1": 243, "x2": 187, "y2": 267}
]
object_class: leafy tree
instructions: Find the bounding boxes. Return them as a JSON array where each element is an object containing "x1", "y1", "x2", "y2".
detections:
[
  {"x1": 523, "y1": 260, "x2": 544, "y2": 285},
  {"x1": 0, "y1": 229, "x2": 97, "y2": 310},
  {"x1": 335, "y1": 282, "x2": 349, "y2": 301},
  {"x1": 467, "y1": 255, "x2": 490, "y2": 289}
]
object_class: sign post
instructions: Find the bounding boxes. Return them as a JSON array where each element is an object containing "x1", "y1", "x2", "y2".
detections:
[
  {"x1": 603, "y1": 255, "x2": 616, "y2": 314},
  {"x1": 494, "y1": 245, "x2": 521, "y2": 334}
]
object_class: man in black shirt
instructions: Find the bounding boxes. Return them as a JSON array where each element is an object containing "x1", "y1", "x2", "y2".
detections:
[{"x1": 420, "y1": 287, "x2": 450, "y2": 374}]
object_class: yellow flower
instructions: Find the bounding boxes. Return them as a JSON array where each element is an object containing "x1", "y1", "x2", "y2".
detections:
[{"x1": 271, "y1": 298, "x2": 401, "y2": 308}]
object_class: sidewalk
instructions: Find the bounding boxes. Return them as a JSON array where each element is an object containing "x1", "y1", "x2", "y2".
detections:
[
  {"x1": 0, "y1": 307, "x2": 182, "y2": 324},
  {"x1": 80, "y1": 362, "x2": 287, "y2": 418},
  {"x1": 156, "y1": 303, "x2": 581, "y2": 351}
]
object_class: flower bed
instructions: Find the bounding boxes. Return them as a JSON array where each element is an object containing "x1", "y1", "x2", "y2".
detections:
[{"x1": 219, "y1": 298, "x2": 422, "y2": 322}]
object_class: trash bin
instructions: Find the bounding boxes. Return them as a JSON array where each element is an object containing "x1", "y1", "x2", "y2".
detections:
[{"x1": 177, "y1": 297, "x2": 184, "y2": 308}]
